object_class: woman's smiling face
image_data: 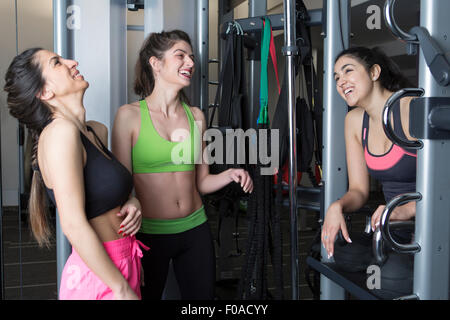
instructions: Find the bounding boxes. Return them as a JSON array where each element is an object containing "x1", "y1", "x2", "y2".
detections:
[
  {"x1": 154, "y1": 40, "x2": 195, "y2": 88},
  {"x1": 36, "y1": 49, "x2": 89, "y2": 99},
  {"x1": 334, "y1": 54, "x2": 375, "y2": 107}
]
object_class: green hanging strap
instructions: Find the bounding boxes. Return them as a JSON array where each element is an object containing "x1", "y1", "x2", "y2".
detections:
[
  {"x1": 257, "y1": 18, "x2": 280, "y2": 126},
  {"x1": 257, "y1": 18, "x2": 272, "y2": 126}
]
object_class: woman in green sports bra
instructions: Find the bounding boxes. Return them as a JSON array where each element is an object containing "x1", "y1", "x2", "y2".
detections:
[{"x1": 112, "y1": 30, "x2": 253, "y2": 300}]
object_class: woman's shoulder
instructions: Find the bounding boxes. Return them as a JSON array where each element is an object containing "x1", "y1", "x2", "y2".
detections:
[
  {"x1": 399, "y1": 96, "x2": 414, "y2": 112},
  {"x1": 40, "y1": 118, "x2": 82, "y2": 151},
  {"x1": 86, "y1": 120, "x2": 107, "y2": 133},
  {"x1": 42, "y1": 118, "x2": 79, "y2": 137},
  {"x1": 345, "y1": 107, "x2": 365, "y2": 139},
  {"x1": 345, "y1": 107, "x2": 365, "y2": 124},
  {"x1": 186, "y1": 105, "x2": 205, "y2": 121},
  {"x1": 86, "y1": 120, "x2": 108, "y2": 145},
  {"x1": 115, "y1": 101, "x2": 141, "y2": 123},
  {"x1": 118, "y1": 101, "x2": 141, "y2": 115}
]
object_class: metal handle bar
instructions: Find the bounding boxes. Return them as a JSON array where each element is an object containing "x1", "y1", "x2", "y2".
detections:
[
  {"x1": 379, "y1": 192, "x2": 422, "y2": 255},
  {"x1": 373, "y1": 220, "x2": 416, "y2": 265},
  {"x1": 383, "y1": 0, "x2": 418, "y2": 42},
  {"x1": 382, "y1": 88, "x2": 424, "y2": 149}
]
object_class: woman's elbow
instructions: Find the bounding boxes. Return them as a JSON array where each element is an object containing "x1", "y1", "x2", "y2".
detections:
[
  {"x1": 58, "y1": 214, "x2": 88, "y2": 241},
  {"x1": 196, "y1": 183, "x2": 207, "y2": 196}
]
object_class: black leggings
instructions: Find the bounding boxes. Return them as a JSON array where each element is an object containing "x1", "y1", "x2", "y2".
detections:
[{"x1": 136, "y1": 221, "x2": 216, "y2": 300}]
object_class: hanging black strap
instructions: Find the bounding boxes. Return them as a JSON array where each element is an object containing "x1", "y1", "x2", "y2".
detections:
[
  {"x1": 238, "y1": 22, "x2": 284, "y2": 299},
  {"x1": 209, "y1": 30, "x2": 234, "y2": 129}
]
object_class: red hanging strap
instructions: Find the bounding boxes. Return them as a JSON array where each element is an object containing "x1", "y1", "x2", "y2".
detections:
[
  {"x1": 262, "y1": 19, "x2": 281, "y2": 95},
  {"x1": 269, "y1": 27, "x2": 281, "y2": 95}
]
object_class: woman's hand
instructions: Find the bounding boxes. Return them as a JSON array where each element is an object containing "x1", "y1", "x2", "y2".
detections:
[
  {"x1": 370, "y1": 205, "x2": 385, "y2": 232},
  {"x1": 321, "y1": 201, "x2": 352, "y2": 259},
  {"x1": 228, "y1": 168, "x2": 254, "y2": 194},
  {"x1": 117, "y1": 197, "x2": 142, "y2": 237},
  {"x1": 371, "y1": 202, "x2": 416, "y2": 231},
  {"x1": 113, "y1": 284, "x2": 139, "y2": 300}
]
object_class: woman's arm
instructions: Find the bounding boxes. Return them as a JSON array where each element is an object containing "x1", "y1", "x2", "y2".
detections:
[
  {"x1": 400, "y1": 96, "x2": 417, "y2": 141},
  {"x1": 192, "y1": 107, "x2": 253, "y2": 195},
  {"x1": 338, "y1": 109, "x2": 371, "y2": 211},
  {"x1": 110, "y1": 106, "x2": 143, "y2": 236},
  {"x1": 112, "y1": 104, "x2": 138, "y2": 174},
  {"x1": 322, "y1": 109, "x2": 370, "y2": 257},
  {"x1": 41, "y1": 119, "x2": 137, "y2": 299},
  {"x1": 88, "y1": 118, "x2": 142, "y2": 236}
]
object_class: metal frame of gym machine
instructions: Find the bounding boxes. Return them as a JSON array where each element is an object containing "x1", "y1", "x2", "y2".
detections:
[
  {"x1": 310, "y1": 0, "x2": 450, "y2": 300},
  {"x1": 216, "y1": 0, "x2": 324, "y2": 300}
]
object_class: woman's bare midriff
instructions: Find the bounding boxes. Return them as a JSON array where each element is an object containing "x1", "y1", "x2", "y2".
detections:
[
  {"x1": 88, "y1": 206, "x2": 126, "y2": 243},
  {"x1": 133, "y1": 171, "x2": 203, "y2": 219}
]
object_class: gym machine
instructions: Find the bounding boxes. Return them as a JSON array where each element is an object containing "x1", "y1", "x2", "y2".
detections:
[{"x1": 307, "y1": 0, "x2": 450, "y2": 300}]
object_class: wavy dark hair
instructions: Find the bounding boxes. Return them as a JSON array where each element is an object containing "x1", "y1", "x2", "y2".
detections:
[
  {"x1": 4, "y1": 48, "x2": 54, "y2": 247},
  {"x1": 134, "y1": 30, "x2": 192, "y2": 104},
  {"x1": 336, "y1": 46, "x2": 414, "y2": 91}
]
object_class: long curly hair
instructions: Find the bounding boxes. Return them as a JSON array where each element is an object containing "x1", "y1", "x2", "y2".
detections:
[{"x1": 4, "y1": 48, "x2": 54, "y2": 247}]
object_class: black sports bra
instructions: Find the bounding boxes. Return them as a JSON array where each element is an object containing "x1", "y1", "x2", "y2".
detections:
[
  {"x1": 43, "y1": 126, "x2": 133, "y2": 220},
  {"x1": 361, "y1": 101, "x2": 417, "y2": 202}
]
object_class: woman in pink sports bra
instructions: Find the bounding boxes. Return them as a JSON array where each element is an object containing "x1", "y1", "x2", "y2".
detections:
[{"x1": 321, "y1": 47, "x2": 418, "y2": 259}]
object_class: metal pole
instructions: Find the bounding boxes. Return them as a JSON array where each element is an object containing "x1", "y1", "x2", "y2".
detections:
[
  {"x1": 320, "y1": 0, "x2": 349, "y2": 300},
  {"x1": 53, "y1": 0, "x2": 73, "y2": 296},
  {"x1": 414, "y1": 0, "x2": 450, "y2": 300},
  {"x1": 14, "y1": 0, "x2": 25, "y2": 300},
  {"x1": 197, "y1": 0, "x2": 209, "y2": 119},
  {"x1": 283, "y1": 0, "x2": 299, "y2": 300}
]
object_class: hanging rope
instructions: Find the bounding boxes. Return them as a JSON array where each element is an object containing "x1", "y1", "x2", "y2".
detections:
[{"x1": 238, "y1": 18, "x2": 284, "y2": 300}]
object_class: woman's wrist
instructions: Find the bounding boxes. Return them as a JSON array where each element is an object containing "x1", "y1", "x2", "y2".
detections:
[
  {"x1": 225, "y1": 168, "x2": 234, "y2": 182},
  {"x1": 128, "y1": 196, "x2": 141, "y2": 209},
  {"x1": 332, "y1": 200, "x2": 343, "y2": 212},
  {"x1": 111, "y1": 279, "x2": 131, "y2": 296}
]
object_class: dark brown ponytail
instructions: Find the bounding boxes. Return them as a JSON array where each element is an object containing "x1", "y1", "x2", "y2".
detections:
[{"x1": 4, "y1": 48, "x2": 54, "y2": 247}]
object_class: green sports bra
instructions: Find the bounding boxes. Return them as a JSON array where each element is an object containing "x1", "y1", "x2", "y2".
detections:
[{"x1": 132, "y1": 100, "x2": 201, "y2": 173}]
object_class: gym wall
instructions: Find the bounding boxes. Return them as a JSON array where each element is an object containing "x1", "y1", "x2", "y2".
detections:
[{"x1": 0, "y1": 0, "x2": 53, "y2": 206}]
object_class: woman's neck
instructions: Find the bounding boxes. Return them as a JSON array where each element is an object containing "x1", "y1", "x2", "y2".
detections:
[
  {"x1": 49, "y1": 95, "x2": 87, "y2": 131},
  {"x1": 146, "y1": 84, "x2": 182, "y2": 117},
  {"x1": 361, "y1": 87, "x2": 393, "y2": 122}
]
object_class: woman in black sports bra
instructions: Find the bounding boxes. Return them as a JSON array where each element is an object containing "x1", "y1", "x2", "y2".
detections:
[{"x1": 4, "y1": 48, "x2": 146, "y2": 300}]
